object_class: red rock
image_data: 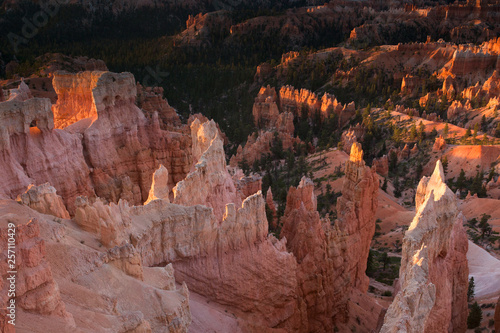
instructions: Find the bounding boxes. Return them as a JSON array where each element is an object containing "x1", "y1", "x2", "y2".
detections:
[
  {"x1": 51, "y1": 71, "x2": 103, "y2": 129},
  {"x1": 495, "y1": 296, "x2": 500, "y2": 333},
  {"x1": 76, "y1": 71, "x2": 192, "y2": 206},
  {"x1": 279, "y1": 85, "x2": 354, "y2": 125},
  {"x1": 136, "y1": 83, "x2": 181, "y2": 128},
  {"x1": 340, "y1": 125, "x2": 365, "y2": 154},
  {"x1": 401, "y1": 75, "x2": 423, "y2": 97},
  {"x1": 266, "y1": 187, "x2": 278, "y2": 229},
  {"x1": 278, "y1": 143, "x2": 379, "y2": 331},
  {"x1": 253, "y1": 85, "x2": 280, "y2": 128},
  {"x1": 235, "y1": 174, "x2": 262, "y2": 200},
  {"x1": 433, "y1": 135, "x2": 447, "y2": 151},
  {"x1": 336, "y1": 142, "x2": 379, "y2": 292},
  {"x1": 0, "y1": 218, "x2": 74, "y2": 327},
  {"x1": 373, "y1": 155, "x2": 389, "y2": 177},
  {"x1": 16, "y1": 183, "x2": 70, "y2": 219}
]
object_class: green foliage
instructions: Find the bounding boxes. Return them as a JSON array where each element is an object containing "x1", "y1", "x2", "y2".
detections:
[
  {"x1": 468, "y1": 277, "x2": 475, "y2": 302},
  {"x1": 467, "y1": 302, "x2": 482, "y2": 329},
  {"x1": 389, "y1": 151, "x2": 398, "y2": 174},
  {"x1": 443, "y1": 123, "x2": 449, "y2": 138},
  {"x1": 393, "y1": 176, "x2": 402, "y2": 198},
  {"x1": 381, "y1": 178, "x2": 388, "y2": 192},
  {"x1": 441, "y1": 156, "x2": 448, "y2": 175},
  {"x1": 366, "y1": 249, "x2": 401, "y2": 285},
  {"x1": 456, "y1": 169, "x2": 466, "y2": 190}
]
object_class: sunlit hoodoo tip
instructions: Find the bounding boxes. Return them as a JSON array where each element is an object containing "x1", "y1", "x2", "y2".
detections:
[
  {"x1": 432, "y1": 159, "x2": 446, "y2": 183},
  {"x1": 349, "y1": 142, "x2": 364, "y2": 162}
]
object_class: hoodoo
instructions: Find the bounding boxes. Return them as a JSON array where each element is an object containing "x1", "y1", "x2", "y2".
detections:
[{"x1": 381, "y1": 161, "x2": 469, "y2": 333}]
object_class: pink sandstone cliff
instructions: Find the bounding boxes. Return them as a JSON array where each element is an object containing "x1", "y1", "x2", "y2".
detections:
[
  {"x1": 173, "y1": 119, "x2": 241, "y2": 221},
  {"x1": 0, "y1": 97, "x2": 95, "y2": 213},
  {"x1": 335, "y1": 142, "x2": 379, "y2": 293},
  {"x1": 1, "y1": 71, "x2": 192, "y2": 214},
  {"x1": 0, "y1": 199, "x2": 191, "y2": 332},
  {"x1": 279, "y1": 85, "x2": 355, "y2": 125},
  {"x1": 381, "y1": 161, "x2": 469, "y2": 333},
  {"x1": 0, "y1": 217, "x2": 74, "y2": 332},
  {"x1": 279, "y1": 142, "x2": 379, "y2": 332}
]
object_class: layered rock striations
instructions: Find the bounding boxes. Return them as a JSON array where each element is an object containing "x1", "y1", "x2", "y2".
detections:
[
  {"x1": 0, "y1": 217, "x2": 74, "y2": 331},
  {"x1": 57, "y1": 71, "x2": 192, "y2": 207},
  {"x1": 1, "y1": 70, "x2": 192, "y2": 213},
  {"x1": 173, "y1": 119, "x2": 241, "y2": 221},
  {"x1": 279, "y1": 142, "x2": 379, "y2": 332},
  {"x1": 381, "y1": 161, "x2": 469, "y2": 333},
  {"x1": 335, "y1": 143, "x2": 379, "y2": 293},
  {"x1": 279, "y1": 85, "x2": 355, "y2": 125},
  {"x1": 0, "y1": 97, "x2": 95, "y2": 213}
]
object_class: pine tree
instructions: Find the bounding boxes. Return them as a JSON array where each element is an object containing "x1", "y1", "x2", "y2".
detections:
[
  {"x1": 495, "y1": 122, "x2": 500, "y2": 138},
  {"x1": 481, "y1": 115, "x2": 487, "y2": 132},
  {"x1": 382, "y1": 178, "x2": 388, "y2": 192},
  {"x1": 464, "y1": 127, "x2": 471, "y2": 140},
  {"x1": 441, "y1": 156, "x2": 448, "y2": 175},
  {"x1": 467, "y1": 277, "x2": 475, "y2": 302},
  {"x1": 443, "y1": 123, "x2": 449, "y2": 138},
  {"x1": 467, "y1": 302, "x2": 482, "y2": 329},
  {"x1": 456, "y1": 169, "x2": 466, "y2": 190},
  {"x1": 410, "y1": 123, "x2": 417, "y2": 141},
  {"x1": 418, "y1": 121, "x2": 426, "y2": 141}
]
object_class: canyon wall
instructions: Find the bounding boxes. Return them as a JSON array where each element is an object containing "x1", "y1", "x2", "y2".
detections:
[
  {"x1": 0, "y1": 71, "x2": 192, "y2": 214},
  {"x1": 279, "y1": 85, "x2": 355, "y2": 125},
  {"x1": 0, "y1": 97, "x2": 95, "y2": 213}
]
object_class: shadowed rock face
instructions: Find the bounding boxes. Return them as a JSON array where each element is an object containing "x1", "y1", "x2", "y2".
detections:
[
  {"x1": 0, "y1": 219, "x2": 74, "y2": 330},
  {"x1": 381, "y1": 161, "x2": 469, "y2": 333},
  {"x1": 336, "y1": 142, "x2": 379, "y2": 293},
  {"x1": 279, "y1": 142, "x2": 379, "y2": 332},
  {"x1": 495, "y1": 296, "x2": 500, "y2": 333}
]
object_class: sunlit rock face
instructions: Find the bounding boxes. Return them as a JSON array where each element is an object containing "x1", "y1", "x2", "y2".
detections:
[
  {"x1": 145, "y1": 164, "x2": 170, "y2": 204},
  {"x1": 381, "y1": 161, "x2": 468, "y2": 333},
  {"x1": 279, "y1": 85, "x2": 355, "y2": 126},
  {"x1": 173, "y1": 119, "x2": 241, "y2": 221},
  {"x1": 0, "y1": 70, "x2": 192, "y2": 214},
  {"x1": 60, "y1": 71, "x2": 192, "y2": 207}
]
